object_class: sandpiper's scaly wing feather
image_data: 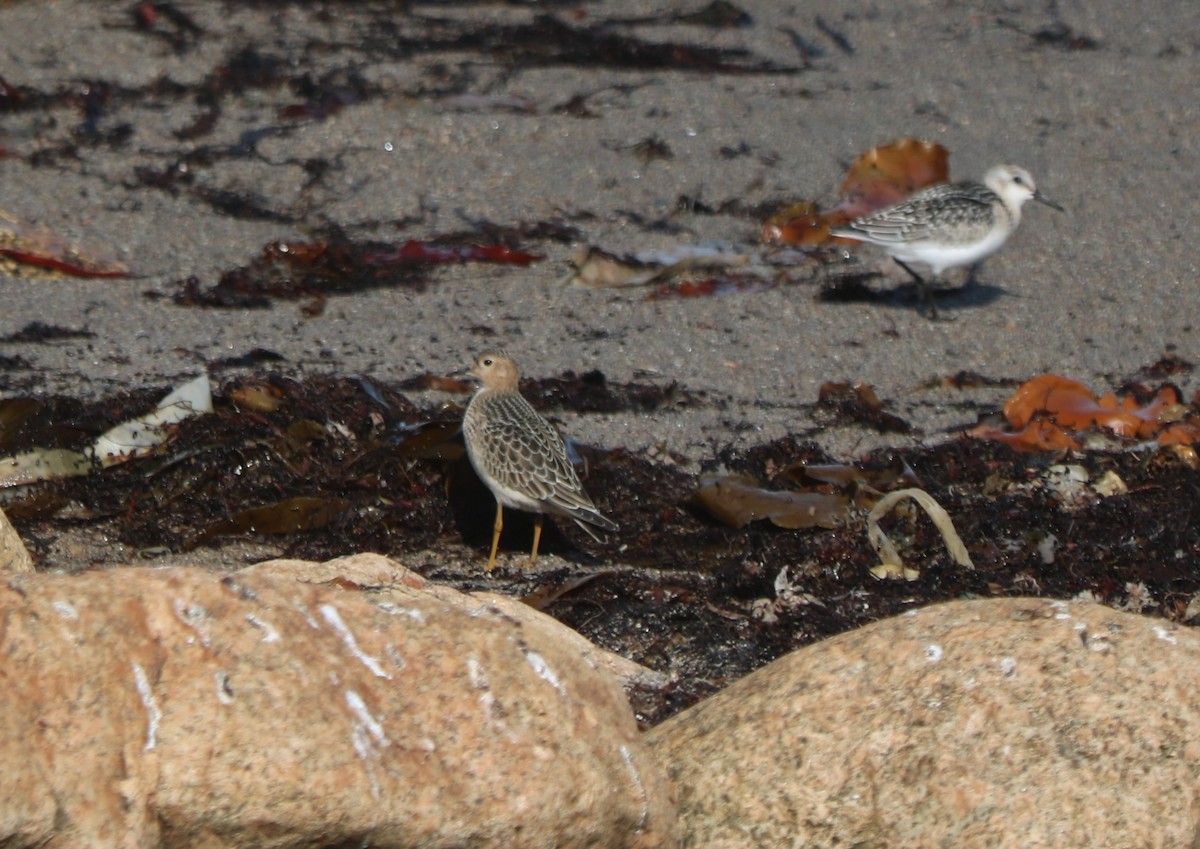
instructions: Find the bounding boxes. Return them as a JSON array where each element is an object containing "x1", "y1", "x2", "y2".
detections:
[
  {"x1": 471, "y1": 393, "x2": 618, "y2": 532},
  {"x1": 836, "y1": 182, "x2": 1000, "y2": 245}
]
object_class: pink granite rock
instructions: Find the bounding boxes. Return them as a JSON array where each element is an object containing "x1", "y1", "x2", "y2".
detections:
[
  {"x1": 0, "y1": 555, "x2": 677, "y2": 849},
  {"x1": 243, "y1": 555, "x2": 674, "y2": 693},
  {"x1": 647, "y1": 597, "x2": 1200, "y2": 849},
  {"x1": 0, "y1": 506, "x2": 32, "y2": 573}
]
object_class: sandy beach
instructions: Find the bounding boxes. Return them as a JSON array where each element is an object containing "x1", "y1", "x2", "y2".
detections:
[{"x1": 1, "y1": 0, "x2": 1195, "y2": 461}]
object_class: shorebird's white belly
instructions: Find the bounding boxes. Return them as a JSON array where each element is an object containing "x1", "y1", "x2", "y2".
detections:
[
  {"x1": 488, "y1": 480, "x2": 546, "y2": 513},
  {"x1": 895, "y1": 226, "x2": 1012, "y2": 276}
]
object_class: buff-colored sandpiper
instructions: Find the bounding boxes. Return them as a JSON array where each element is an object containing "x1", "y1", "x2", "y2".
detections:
[{"x1": 461, "y1": 351, "x2": 617, "y2": 570}]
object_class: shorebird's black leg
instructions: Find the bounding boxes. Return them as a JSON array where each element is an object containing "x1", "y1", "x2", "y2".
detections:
[
  {"x1": 895, "y1": 259, "x2": 939, "y2": 320},
  {"x1": 965, "y1": 262, "x2": 981, "y2": 288}
]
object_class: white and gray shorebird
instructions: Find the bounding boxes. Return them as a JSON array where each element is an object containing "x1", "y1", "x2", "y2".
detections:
[
  {"x1": 461, "y1": 350, "x2": 617, "y2": 570},
  {"x1": 830, "y1": 164, "x2": 1063, "y2": 317}
]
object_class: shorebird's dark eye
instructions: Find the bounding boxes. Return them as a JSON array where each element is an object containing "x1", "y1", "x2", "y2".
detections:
[
  {"x1": 1012, "y1": 174, "x2": 1024, "y2": 185},
  {"x1": 482, "y1": 357, "x2": 493, "y2": 366}
]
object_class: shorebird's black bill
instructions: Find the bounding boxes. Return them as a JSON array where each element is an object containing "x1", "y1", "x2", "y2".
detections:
[{"x1": 1034, "y1": 191, "x2": 1065, "y2": 212}]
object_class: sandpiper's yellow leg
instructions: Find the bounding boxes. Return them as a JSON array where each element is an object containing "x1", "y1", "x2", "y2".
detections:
[
  {"x1": 529, "y1": 514, "x2": 545, "y2": 567},
  {"x1": 486, "y1": 503, "x2": 504, "y2": 571}
]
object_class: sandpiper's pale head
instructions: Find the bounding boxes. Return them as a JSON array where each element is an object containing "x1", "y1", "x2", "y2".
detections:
[
  {"x1": 983, "y1": 165, "x2": 1063, "y2": 216},
  {"x1": 469, "y1": 351, "x2": 520, "y2": 392}
]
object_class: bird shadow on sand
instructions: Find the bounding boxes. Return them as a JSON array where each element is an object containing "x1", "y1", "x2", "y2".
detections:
[{"x1": 819, "y1": 275, "x2": 1012, "y2": 316}]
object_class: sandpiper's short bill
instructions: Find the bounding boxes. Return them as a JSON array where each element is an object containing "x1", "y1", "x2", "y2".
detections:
[
  {"x1": 460, "y1": 351, "x2": 617, "y2": 570},
  {"x1": 830, "y1": 164, "x2": 1063, "y2": 317}
]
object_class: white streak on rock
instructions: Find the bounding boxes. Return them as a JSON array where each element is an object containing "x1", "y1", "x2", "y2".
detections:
[
  {"x1": 172, "y1": 598, "x2": 212, "y2": 647},
  {"x1": 466, "y1": 656, "x2": 488, "y2": 690},
  {"x1": 346, "y1": 690, "x2": 389, "y2": 800},
  {"x1": 373, "y1": 600, "x2": 425, "y2": 622},
  {"x1": 524, "y1": 650, "x2": 567, "y2": 699},
  {"x1": 245, "y1": 613, "x2": 281, "y2": 643},
  {"x1": 1153, "y1": 625, "x2": 1178, "y2": 645},
  {"x1": 619, "y1": 744, "x2": 650, "y2": 833},
  {"x1": 320, "y1": 604, "x2": 392, "y2": 679},
  {"x1": 385, "y1": 643, "x2": 406, "y2": 670},
  {"x1": 52, "y1": 600, "x2": 78, "y2": 620},
  {"x1": 467, "y1": 656, "x2": 508, "y2": 732},
  {"x1": 924, "y1": 644, "x2": 944, "y2": 663},
  {"x1": 345, "y1": 690, "x2": 389, "y2": 747},
  {"x1": 293, "y1": 599, "x2": 320, "y2": 629},
  {"x1": 131, "y1": 661, "x2": 161, "y2": 750},
  {"x1": 214, "y1": 671, "x2": 235, "y2": 705}
]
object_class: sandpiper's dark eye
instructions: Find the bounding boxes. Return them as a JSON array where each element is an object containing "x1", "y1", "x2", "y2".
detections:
[
  {"x1": 482, "y1": 357, "x2": 493, "y2": 366},
  {"x1": 1012, "y1": 174, "x2": 1024, "y2": 184}
]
